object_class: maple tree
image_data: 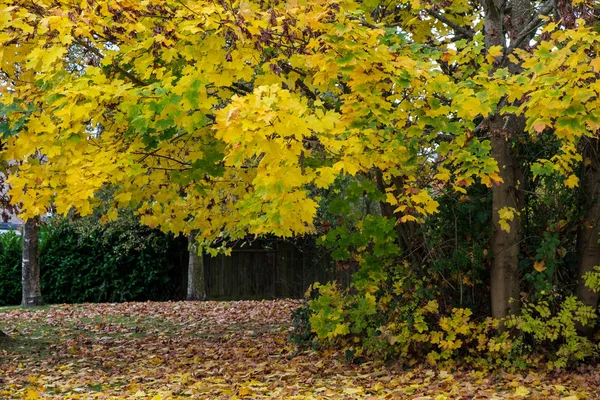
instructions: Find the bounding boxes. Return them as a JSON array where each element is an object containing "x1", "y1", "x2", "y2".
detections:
[
  {"x1": 3, "y1": 0, "x2": 600, "y2": 358},
  {"x1": 0, "y1": 0, "x2": 497, "y2": 238},
  {"x1": 186, "y1": 230, "x2": 206, "y2": 301}
]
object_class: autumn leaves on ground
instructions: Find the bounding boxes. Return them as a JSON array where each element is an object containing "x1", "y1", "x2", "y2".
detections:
[{"x1": 0, "y1": 301, "x2": 597, "y2": 400}]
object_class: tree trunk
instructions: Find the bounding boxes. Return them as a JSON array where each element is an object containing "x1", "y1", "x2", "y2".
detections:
[
  {"x1": 490, "y1": 132, "x2": 523, "y2": 318},
  {"x1": 482, "y1": 0, "x2": 530, "y2": 319},
  {"x1": 186, "y1": 231, "x2": 206, "y2": 301},
  {"x1": 22, "y1": 216, "x2": 43, "y2": 307},
  {"x1": 576, "y1": 138, "x2": 600, "y2": 330}
]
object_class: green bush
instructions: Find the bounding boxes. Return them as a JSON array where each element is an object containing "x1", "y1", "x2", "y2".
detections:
[
  {"x1": 40, "y1": 214, "x2": 186, "y2": 304},
  {"x1": 0, "y1": 214, "x2": 187, "y2": 306},
  {"x1": 0, "y1": 231, "x2": 22, "y2": 305}
]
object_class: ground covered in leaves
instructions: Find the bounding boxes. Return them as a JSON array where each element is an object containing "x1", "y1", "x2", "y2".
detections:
[{"x1": 0, "y1": 301, "x2": 599, "y2": 399}]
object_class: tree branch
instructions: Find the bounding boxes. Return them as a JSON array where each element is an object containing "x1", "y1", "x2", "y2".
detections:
[
  {"x1": 426, "y1": 9, "x2": 475, "y2": 40},
  {"x1": 73, "y1": 39, "x2": 149, "y2": 87},
  {"x1": 506, "y1": 0, "x2": 554, "y2": 54}
]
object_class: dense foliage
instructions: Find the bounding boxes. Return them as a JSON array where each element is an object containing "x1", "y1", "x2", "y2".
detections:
[
  {"x1": 3, "y1": 0, "x2": 600, "y2": 369},
  {"x1": 0, "y1": 231, "x2": 22, "y2": 305},
  {"x1": 0, "y1": 215, "x2": 186, "y2": 306}
]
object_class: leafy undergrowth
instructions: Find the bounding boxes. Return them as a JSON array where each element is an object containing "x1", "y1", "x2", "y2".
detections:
[{"x1": 0, "y1": 301, "x2": 599, "y2": 399}]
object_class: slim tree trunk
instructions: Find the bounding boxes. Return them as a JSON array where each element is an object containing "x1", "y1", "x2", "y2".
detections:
[
  {"x1": 576, "y1": 138, "x2": 600, "y2": 328},
  {"x1": 482, "y1": 0, "x2": 530, "y2": 319},
  {"x1": 22, "y1": 216, "x2": 43, "y2": 307},
  {"x1": 186, "y1": 230, "x2": 206, "y2": 301}
]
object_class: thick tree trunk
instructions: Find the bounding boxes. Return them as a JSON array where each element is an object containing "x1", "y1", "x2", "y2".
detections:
[
  {"x1": 482, "y1": 0, "x2": 530, "y2": 319},
  {"x1": 21, "y1": 216, "x2": 43, "y2": 307},
  {"x1": 186, "y1": 231, "x2": 206, "y2": 301},
  {"x1": 576, "y1": 138, "x2": 600, "y2": 328},
  {"x1": 490, "y1": 132, "x2": 523, "y2": 318}
]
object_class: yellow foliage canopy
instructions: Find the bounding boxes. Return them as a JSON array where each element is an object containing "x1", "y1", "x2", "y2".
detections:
[{"x1": 0, "y1": 0, "x2": 599, "y2": 242}]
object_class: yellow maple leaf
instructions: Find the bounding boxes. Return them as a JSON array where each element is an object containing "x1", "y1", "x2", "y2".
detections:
[
  {"x1": 343, "y1": 387, "x2": 364, "y2": 395},
  {"x1": 514, "y1": 386, "x2": 530, "y2": 397},
  {"x1": 534, "y1": 260, "x2": 547, "y2": 272},
  {"x1": 498, "y1": 207, "x2": 518, "y2": 233},
  {"x1": 24, "y1": 388, "x2": 39, "y2": 400},
  {"x1": 486, "y1": 45, "x2": 503, "y2": 63},
  {"x1": 314, "y1": 167, "x2": 337, "y2": 188},
  {"x1": 565, "y1": 174, "x2": 579, "y2": 188},
  {"x1": 385, "y1": 192, "x2": 398, "y2": 206}
]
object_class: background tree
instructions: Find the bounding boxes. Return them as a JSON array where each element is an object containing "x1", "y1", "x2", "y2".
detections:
[
  {"x1": 186, "y1": 230, "x2": 206, "y2": 301},
  {"x1": 21, "y1": 216, "x2": 42, "y2": 307}
]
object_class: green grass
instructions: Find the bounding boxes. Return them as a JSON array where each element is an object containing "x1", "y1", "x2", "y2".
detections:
[{"x1": 0, "y1": 304, "x2": 52, "y2": 313}]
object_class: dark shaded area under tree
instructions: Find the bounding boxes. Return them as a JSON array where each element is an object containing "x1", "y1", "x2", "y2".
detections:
[{"x1": 0, "y1": 216, "x2": 347, "y2": 306}]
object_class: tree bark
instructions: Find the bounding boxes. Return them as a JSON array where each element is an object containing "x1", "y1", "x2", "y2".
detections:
[
  {"x1": 21, "y1": 216, "x2": 43, "y2": 307},
  {"x1": 576, "y1": 138, "x2": 600, "y2": 330},
  {"x1": 482, "y1": 0, "x2": 530, "y2": 319},
  {"x1": 490, "y1": 131, "x2": 524, "y2": 318},
  {"x1": 186, "y1": 230, "x2": 206, "y2": 301}
]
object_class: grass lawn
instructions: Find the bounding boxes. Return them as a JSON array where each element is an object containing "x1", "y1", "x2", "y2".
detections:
[{"x1": 0, "y1": 300, "x2": 598, "y2": 399}]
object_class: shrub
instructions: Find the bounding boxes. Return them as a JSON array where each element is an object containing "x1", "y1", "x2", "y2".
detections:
[
  {"x1": 505, "y1": 292, "x2": 598, "y2": 369},
  {"x1": 306, "y1": 279, "x2": 511, "y2": 367},
  {"x1": 295, "y1": 205, "x2": 599, "y2": 369},
  {"x1": 300, "y1": 272, "x2": 600, "y2": 369},
  {"x1": 0, "y1": 214, "x2": 187, "y2": 306},
  {"x1": 0, "y1": 231, "x2": 22, "y2": 306},
  {"x1": 40, "y1": 214, "x2": 185, "y2": 304}
]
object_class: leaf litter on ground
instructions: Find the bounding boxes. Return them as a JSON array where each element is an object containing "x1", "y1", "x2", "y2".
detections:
[{"x1": 0, "y1": 300, "x2": 599, "y2": 399}]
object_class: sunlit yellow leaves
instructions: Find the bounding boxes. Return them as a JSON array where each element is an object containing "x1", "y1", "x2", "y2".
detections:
[
  {"x1": 434, "y1": 168, "x2": 451, "y2": 182},
  {"x1": 314, "y1": 167, "x2": 336, "y2": 189},
  {"x1": 385, "y1": 192, "x2": 398, "y2": 206},
  {"x1": 115, "y1": 192, "x2": 133, "y2": 207},
  {"x1": 1, "y1": 0, "x2": 598, "y2": 247},
  {"x1": 423, "y1": 300, "x2": 439, "y2": 314},
  {"x1": 400, "y1": 215, "x2": 418, "y2": 223},
  {"x1": 333, "y1": 160, "x2": 360, "y2": 176},
  {"x1": 454, "y1": 92, "x2": 485, "y2": 119}
]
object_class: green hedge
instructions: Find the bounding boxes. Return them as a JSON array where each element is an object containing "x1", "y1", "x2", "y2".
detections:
[
  {"x1": 0, "y1": 231, "x2": 23, "y2": 305},
  {"x1": 0, "y1": 214, "x2": 187, "y2": 306}
]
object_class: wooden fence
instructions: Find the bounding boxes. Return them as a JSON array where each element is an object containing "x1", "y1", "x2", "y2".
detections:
[{"x1": 202, "y1": 242, "x2": 353, "y2": 300}]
